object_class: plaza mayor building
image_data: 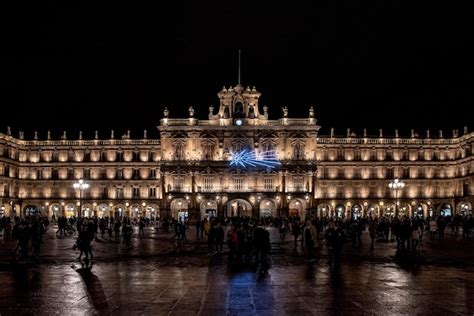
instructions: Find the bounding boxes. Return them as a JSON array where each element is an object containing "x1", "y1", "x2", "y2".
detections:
[{"x1": 0, "y1": 83, "x2": 473, "y2": 221}]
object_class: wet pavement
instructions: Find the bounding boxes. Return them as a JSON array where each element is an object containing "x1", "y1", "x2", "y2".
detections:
[{"x1": 1, "y1": 226, "x2": 474, "y2": 315}]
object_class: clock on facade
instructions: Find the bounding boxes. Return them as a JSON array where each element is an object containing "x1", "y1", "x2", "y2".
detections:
[{"x1": 235, "y1": 118, "x2": 243, "y2": 126}]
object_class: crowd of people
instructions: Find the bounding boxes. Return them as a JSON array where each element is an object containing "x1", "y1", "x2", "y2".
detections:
[{"x1": 0, "y1": 211, "x2": 473, "y2": 267}]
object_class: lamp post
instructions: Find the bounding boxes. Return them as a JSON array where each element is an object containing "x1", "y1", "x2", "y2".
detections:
[
  {"x1": 73, "y1": 179, "x2": 89, "y2": 218},
  {"x1": 388, "y1": 178, "x2": 405, "y2": 218}
]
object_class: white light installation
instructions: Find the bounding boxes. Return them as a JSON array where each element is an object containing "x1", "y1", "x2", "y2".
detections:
[{"x1": 229, "y1": 149, "x2": 281, "y2": 169}]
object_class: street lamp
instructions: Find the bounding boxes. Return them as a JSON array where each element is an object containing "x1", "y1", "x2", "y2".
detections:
[
  {"x1": 73, "y1": 179, "x2": 89, "y2": 218},
  {"x1": 388, "y1": 178, "x2": 405, "y2": 218}
]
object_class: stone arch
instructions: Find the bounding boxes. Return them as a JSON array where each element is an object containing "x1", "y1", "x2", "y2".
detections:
[
  {"x1": 288, "y1": 198, "x2": 306, "y2": 219},
  {"x1": 82, "y1": 203, "x2": 94, "y2": 218},
  {"x1": 113, "y1": 204, "x2": 126, "y2": 219},
  {"x1": 456, "y1": 201, "x2": 472, "y2": 214},
  {"x1": 440, "y1": 203, "x2": 453, "y2": 217},
  {"x1": 49, "y1": 203, "x2": 62, "y2": 218},
  {"x1": 226, "y1": 198, "x2": 252, "y2": 217},
  {"x1": 334, "y1": 204, "x2": 346, "y2": 219},
  {"x1": 351, "y1": 203, "x2": 363, "y2": 219},
  {"x1": 382, "y1": 203, "x2": 396, "y2": 217},
  {"x1": 317, "y1": 204, "x2": 331, "y2": 218},
  {"x1": 398, "y1": 203, "x2": 412, "y2": 217},
  {"x1": 65, "y1": 203, "x2": 77, "y2": 218},
  {"x1": 200, "y1": 199, "x2": 218, "y2": 219},
  {"x1": 130, "y1": 204, "x2": 143, "y2": 218},
  {"x1": 97, "y1": 203, "x2": 110, "y2": 218},
  {"x1": 413, "y1": 203, "x2": 428, "y2": 218},
  {"x1": 146, "y1": 204, "x2": 159, "y2": 219},
  {"x1": 170, "y1": 198, "x2": 189, "y2": 221},
  {"x1": 259, "y1": 199, "x2": 277, "y2": 218},
  {"x1": 367, "y1": 204, "x2": 380, "y2": 218},
  {"x1": 23, "y1": 204, "x2": 40, "y2": 216}
]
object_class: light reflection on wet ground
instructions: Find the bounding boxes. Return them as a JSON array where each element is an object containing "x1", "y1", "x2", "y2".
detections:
[{"x1": 1, "y1": 258, "x2": 473, "y2": 315}]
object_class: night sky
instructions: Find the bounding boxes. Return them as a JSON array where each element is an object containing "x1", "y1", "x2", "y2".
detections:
[{"x1": 1, "y1": 1, "x2": 472, "y2": 139}]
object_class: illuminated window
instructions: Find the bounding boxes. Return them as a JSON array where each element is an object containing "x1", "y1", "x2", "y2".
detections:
[
  {"x1": 293, "y1": 177, "x2": 304, "y2": 192},
  {"x1": 116, "y1": 188, "x2": 124, "y2": 199},
  {"x1": 234, "y1": 178, "x2": 243, "y2": 191},
  {"x1": 204, "y1": 177, "x2": 214, "y2": 191},
  {"x1": 264, "y1": 177, "x2": 273, "y2": 191},
  {"x1": 174, "y1": 177, "x2": 184, "y2": 191}
]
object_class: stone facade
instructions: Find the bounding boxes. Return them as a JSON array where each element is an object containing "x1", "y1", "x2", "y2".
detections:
[{"x1": 0, "y1": 85, "x2": 473, "y2": 220}]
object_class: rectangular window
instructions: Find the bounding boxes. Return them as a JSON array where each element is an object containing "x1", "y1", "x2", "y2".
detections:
[
  {"x1": 117, "y1": 169, "x2": 123, "y2": 180},
  {"x1": 133, "y1": 151, "x2": 140, "y2": 161},
  {"x1": 149, "y1": 187, "x2": 156, "y2": 197},
  {"x1": 234, "y1": 178, "x2": 243, "y2": 191},
  {"x1": 204, "y1": 177, "x2": 213, "y2": 191},
  {"x1": 264, "y1": 177, "x2": 273, "y2": 191},
  {"x1": 133, "y1": 169, "x2": 140, "y2": 179},
  {"x1": 116, "y1": 188, "x2": 124, "y2": 199},
  {"x1": 293, "y1": 177, "x2": 304, "y2": 192},
  {"x1": 102, "y1": 187, "x2": 108, "y2": 199},
  {"x1": 84, "y1": 169, "x2": 91, "y2": 179},
  {"x1": 132, "y1": 187, "x2": 140, "y2": 198},
  {"x1": 117, "y1": 152, "x2": 123, "y2": 162},
  {"x1": 150, "y1": 169, "x2": 157, "y2": 179},
  {"x1": 174, "y1": 177, "x2": 184, "y2": 191}
]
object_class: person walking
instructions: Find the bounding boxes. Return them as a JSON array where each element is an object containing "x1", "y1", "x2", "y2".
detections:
[
  {"x1": 292, "y1": 220, "x2": 301, "y2": 249},
  {"x1": 325, "y1": 221, "x2": 345, "y2": 269},
  {"x1": 368, "y1": 219, "x2": 377, "y2": 250},
  {"x1": 76, "y1": 221, "x2": 93, "y2": 260},
  {"x1": 411, "y1": 221, "x2": 421, "y2": 252},
  {"x1": 138, "y1": 217, "x2": 145, "y2": 237},
  {"x1": 303, "y1": 220, "x2": 316, "y2": 263}
]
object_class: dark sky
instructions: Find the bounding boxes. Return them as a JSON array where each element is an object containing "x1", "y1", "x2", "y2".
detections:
[{"x1": 1, "y1": 1, "x2": 472, "y2": 139}]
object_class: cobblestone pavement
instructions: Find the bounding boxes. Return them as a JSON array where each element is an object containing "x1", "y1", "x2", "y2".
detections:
[{"x1": 0, "y1": 225, "x2": 474, "y2": 315}]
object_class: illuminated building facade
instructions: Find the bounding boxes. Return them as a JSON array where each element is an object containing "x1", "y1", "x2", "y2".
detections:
[{"x1": 0, "y1": 84, "x2": 473, "y2": 220}]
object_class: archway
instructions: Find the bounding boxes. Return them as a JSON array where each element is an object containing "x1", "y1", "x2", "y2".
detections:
[
  {"x1": 259, "y1": 199, "x2": 277, "y2": 218},
  {"x1": 23, "y1": 204, "x2": 39, "y2": 216},
  {"x1": 113, "y1": 204, "x2": 126, "y2": 219},
  {"x1": 457, "y1": 201, "x2": 472, "y2": 215},
  {"x1": 289, "y1": 199, "x2": 305, "y2": 218},
  {"x1": 49, "y1": 203, "x2": 62, "y2": 219},
  {"x1": 146, "y1": 204, "x2": 159, "y2": 220},
  {"x1": 398, "y1": 203, "x2": 411, "y2": 217},
  {"x1": 130, "y1": 204, "x2": 143, "y2": 218},
  {"x1": 413, "y1": 203, "x2": 427, "y2": 218},
  {"x1": 200, "y1": 200, "x2": 217, "y2": 219},
  {"x1": 440, "y1": 203, "x2": 453, "y2": 217},
  {"x1": 317, "y1": 204, "x2": 331, "y2": 218},
  {"x1": 65, "y1": 203, "x2": 77, "y2": 218},
  {"x1": 382, "y1": 203, "x2": 395, "y2": 217},
  {"x1": 367, "y1": 204, "x2": 380, "y2": 218},
  {"x1": 334, "y1": 204, "x2": 345, "y2": 219},
  {"x1": 351, "y1": 203, "x2": 363, "y2": 219},
  {"x1": 82, "y1": 203, "x2": 93, "y2": 218},
  {"x1": 171, "y1": 198, "x2": 189, "y2": 221},
  {"x1": 97, "y1": 203, "x2": 110, "y2": 218},
  {"x1": 226, "y1": 199, "x2": 252, "y2": 218}
]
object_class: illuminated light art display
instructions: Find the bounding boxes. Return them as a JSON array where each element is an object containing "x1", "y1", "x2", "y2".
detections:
[{"x1": 229, "y1": 149, "x2": 281, "y2": 169}]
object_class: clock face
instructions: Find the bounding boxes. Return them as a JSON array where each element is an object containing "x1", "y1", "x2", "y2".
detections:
[{"x1": 235, "y1": 119, "x2": 243, "y2": 126}]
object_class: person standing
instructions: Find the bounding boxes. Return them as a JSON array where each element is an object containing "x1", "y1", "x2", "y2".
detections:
[
  {"x1": 195, "y1": 217, "x2": 201, "y2": 240},
  {"x1": 325, "y1": 221, "x2": 345, "y2": 268},
  {"x1": 215, "y1": 222, "x2": 224, "y2": 253},
  {"x1": 368, "y1": 219, "x2": 377, "y2": 250},
  {"x1": 411, "y1": 221, "x2": 421, "y2": 252},
  {"x1": 292, "y1": 220, "x2": 301, "y2": 249},
  {"x1": 303, "y1": 220, "x2": 316, "y2": 263},
  {"x1": 138, "y1": 217, "x2": 145, "y2": 237}
]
